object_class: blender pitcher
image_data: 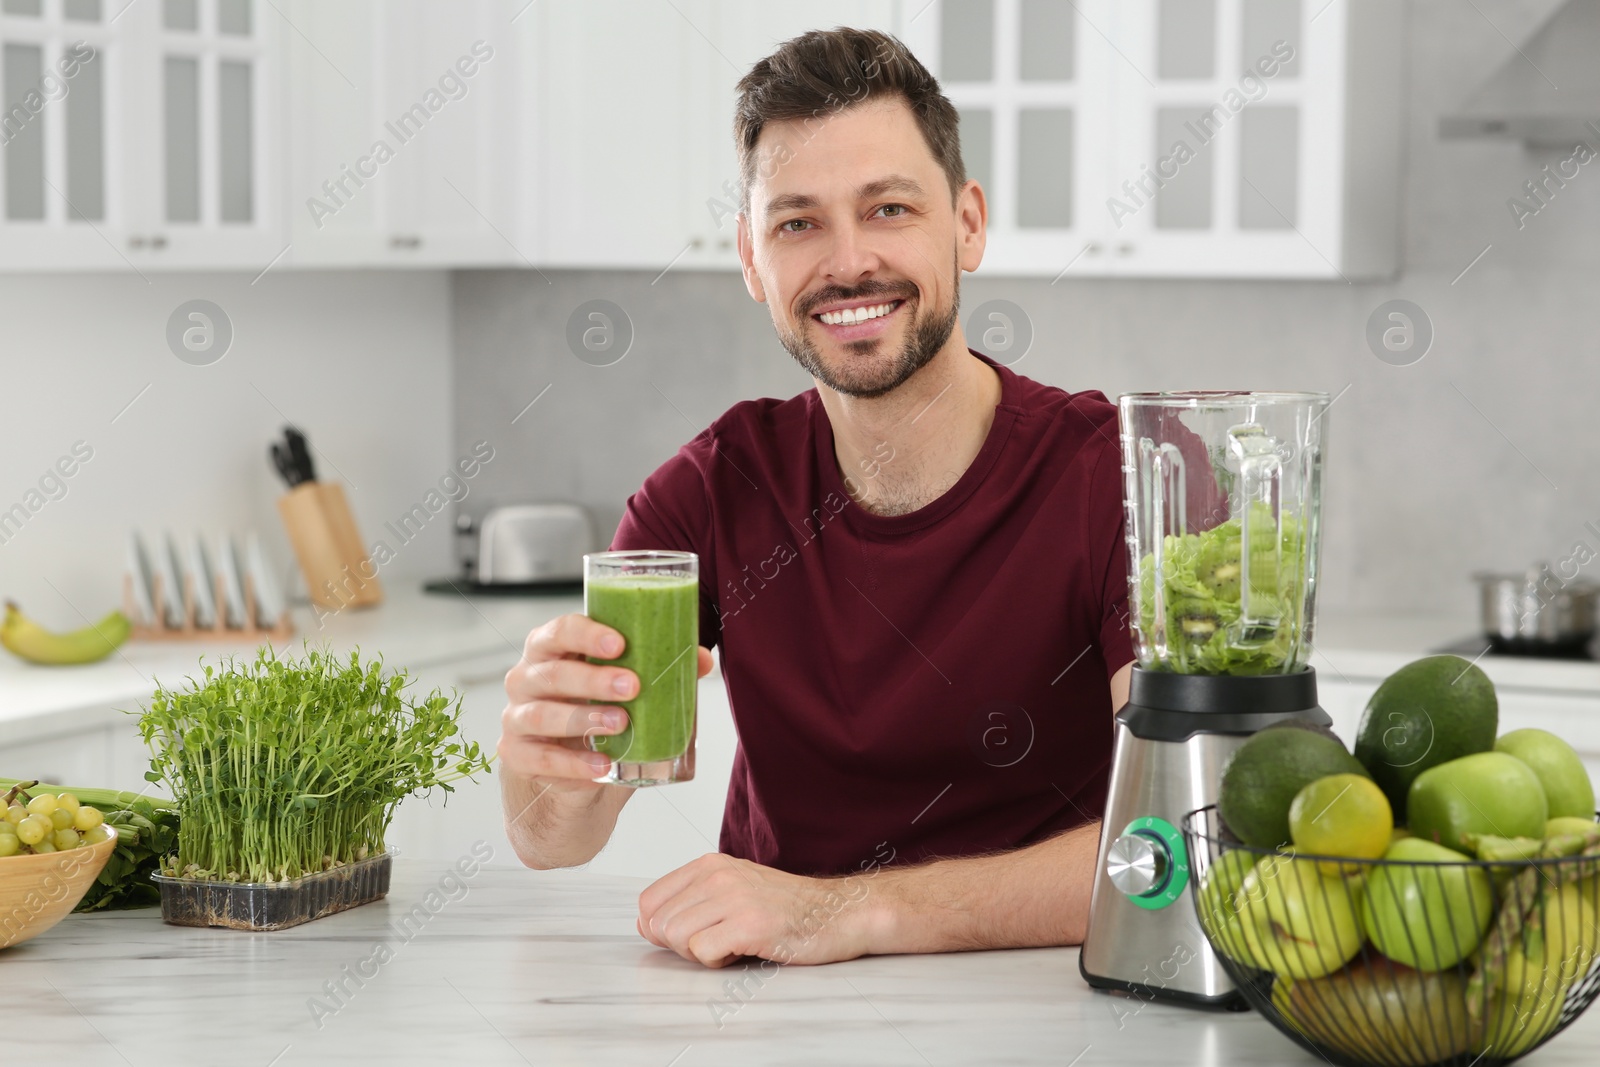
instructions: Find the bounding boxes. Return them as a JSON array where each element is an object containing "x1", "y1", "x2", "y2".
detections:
[
  {"x1": 1080, "y1": 391, "x2": 1331, "y2": 1007},
  {"x1": 1123, "y1": 391, "x2": 1328, "y2": 674}
]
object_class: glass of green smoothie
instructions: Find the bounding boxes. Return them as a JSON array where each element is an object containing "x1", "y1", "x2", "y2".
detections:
[{"x1": 583, "y1": 550, "x2": 699, "y2": 786}]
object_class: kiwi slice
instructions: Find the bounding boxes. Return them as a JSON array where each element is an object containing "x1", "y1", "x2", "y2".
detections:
[
  {"x1": 1171, "y1": 596, "x2": 1222, "y2": 644},
  {"x1": 1196, "y1": 537, "x2": 1243, "y2": 599},
  {"x1": 1196, "y1": 524, "x2": 1281, "y2": 601}
]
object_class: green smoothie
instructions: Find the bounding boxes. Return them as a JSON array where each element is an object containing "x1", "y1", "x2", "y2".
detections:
[{"x1": 586, "y1": 573, "x2": 698, "y2": 764}]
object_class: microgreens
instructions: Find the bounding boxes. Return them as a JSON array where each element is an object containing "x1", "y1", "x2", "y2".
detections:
[{"x1": 138, "y1": 645, "x2": 492, "y2": 883}]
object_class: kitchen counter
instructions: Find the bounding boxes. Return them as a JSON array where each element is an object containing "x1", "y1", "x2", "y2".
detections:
[
  {"x1": 12, "y1": 859, "x2": 1597, "y2": 1066},
  {"x1": 1313, "y1": 611, "x2": 1600, "y2": 696},
  {"x1": 0, "y1": 586, "x2": 583, "y2": 744},
  {"x1": 5, "y1": 592, "x2": 1598, "y2": 737},
  {"x1": 4, "y1": 591, "x2": 1599, "y2": 758}
]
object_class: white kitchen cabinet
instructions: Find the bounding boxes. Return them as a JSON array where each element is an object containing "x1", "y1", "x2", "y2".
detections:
[
  {"x1": 0, "y1": 0, "x2": 126, "y2": 268},
  {"x1": 899, "y1": 0, "x2": 1404, "y2": 279},
  {"x1": 284, "y1": 0, "x2": 527, "y2": 268},
  {"x1": 122, "y1": 0, "x2": 287, "y2": 268},
  {"x1": 0, "y1": 0, "x2": 285, "y2": 270},
  {"x1": 521, "y1": 0, "x2": 694, "y2": 270},
  {"x1": 382, "y1": 647, "x2": 738, "y2": 879},
  {"x1": 676, "y1": 0, "x2": 900, "y2": 272},
  {"x1": 381, "y1": 652, "x2": 518, "y2": 865},
  {"x1": 3, "y1": 721, "x2": 110, "y2": 789},
  {"x1": 526, "y1": 0, "x2": 896, "y2": 272}
]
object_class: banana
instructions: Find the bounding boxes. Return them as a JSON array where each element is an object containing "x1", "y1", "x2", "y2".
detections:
[{"x1": 1, "y1": 600, "x2": 131, "y2": 665}]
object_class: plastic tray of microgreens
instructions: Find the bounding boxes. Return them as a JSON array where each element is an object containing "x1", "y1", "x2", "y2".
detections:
[
  {"x1": 137, "y1": 646, "x2": 491, "y2": 932},
  {"x1": 151, "y1": 851, "x2": 393, "y2": 931}
]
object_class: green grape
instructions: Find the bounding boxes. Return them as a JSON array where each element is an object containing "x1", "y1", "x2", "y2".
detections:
[
  {"x1": 81, "y1": 823, "x2": 113, "y2": 845},
  {"x1": 73, "y1": 806, "x2": 104, "y2": 832},
  {"x1": 0, "y1": 834, "x2": 19, "y2": 857},
  {"x1": 31, "y1": 838, "x2": 56, "y2": 853},
  {"x1": 51, "y1": 828, "x2": 81, "y2": 851},
  {"x1": 55, "y1": 793, "x2": 80, "y2": 815},
  {"x1": 4, "y1": 803, "x2": 24, "y2": 826},
  {"x1": 25, "y1": 793, "x2": 57, "y2": 816},
  {"x1": 15, "y1": 815, "x2": 48, "y2": 845},
  {"x1": 49, "y1": 807, "x2": 73, "y2": 831}
]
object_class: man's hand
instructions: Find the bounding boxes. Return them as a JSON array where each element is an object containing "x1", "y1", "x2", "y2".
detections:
[
  {"x1": 499, "y1": 613, "x2": 715, "y2": 791},
  {"x1": 498, "y1": 613, "x2": 715, "y2": 869},
  {"x1": 637, "y1": 854, "x2": 876, "y2": 968}
]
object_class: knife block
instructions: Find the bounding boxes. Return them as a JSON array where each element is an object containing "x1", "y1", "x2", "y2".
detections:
[{"x1": 277, "y1": 482, "x2": 384, "y2": 609}]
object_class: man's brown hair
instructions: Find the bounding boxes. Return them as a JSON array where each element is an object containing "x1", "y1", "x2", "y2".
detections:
[{"x1": 732, "y1": 27, "x2": 966, "y2": 220}]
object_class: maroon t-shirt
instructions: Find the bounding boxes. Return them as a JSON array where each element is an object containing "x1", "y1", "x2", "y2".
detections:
[{"x1": 611, "y1": 350, "x2": 1134, "y2": 876}]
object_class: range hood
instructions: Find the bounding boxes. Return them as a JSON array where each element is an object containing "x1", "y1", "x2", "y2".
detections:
[{"x1": 1439, "y1": 0, "x2": 1600, "y2": 148}]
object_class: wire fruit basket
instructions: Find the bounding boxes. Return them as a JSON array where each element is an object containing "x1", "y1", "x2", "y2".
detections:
[{"x1": 1182, "y1": 805, "x2": 1600, "y2": 1067}]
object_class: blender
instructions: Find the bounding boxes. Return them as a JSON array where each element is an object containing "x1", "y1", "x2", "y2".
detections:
[{"x1": 1079, "y1": 391, "x2": 1330, "y2": 1008}]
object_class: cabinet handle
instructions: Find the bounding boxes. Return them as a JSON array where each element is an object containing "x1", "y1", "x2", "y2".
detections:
[
  {"x1": 150, "y1": 234, "x2": 168, "y2": 250},
  {"x1": 128, "y1": 234, "x2": 145, "y2": 249},
  {"x1": 1117, "y1": 242, "x2": 1134, "y2": 256},
  {"x1": 1085, "y1": 241, "x2": 1103, "y2": 256},
  {"x1": 717, "y1": 237, "x2": 732, "y2": 251},
  {"x1": 390, "y1": 235, "x2": 422, "y2": 249},
  {"x1": 690, "y1": 237, "x2": 704, "y2": 250}
]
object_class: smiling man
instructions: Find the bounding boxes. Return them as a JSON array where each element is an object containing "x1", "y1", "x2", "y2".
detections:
[{"x1": 499, "y1": 27, "x2": 1134, "y2": 968}]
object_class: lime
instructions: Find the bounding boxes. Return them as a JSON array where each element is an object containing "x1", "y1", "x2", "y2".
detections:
[{"x1": 1289, "y1": 773, "x2": 1393, "y2": 874}]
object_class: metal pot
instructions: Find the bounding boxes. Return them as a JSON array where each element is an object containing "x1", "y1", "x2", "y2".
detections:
[{"x1": 1474, "y1": 564, "x2": 1599, "y2": 649}]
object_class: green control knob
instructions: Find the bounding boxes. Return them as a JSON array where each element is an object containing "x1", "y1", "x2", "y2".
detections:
[{"x1": 1105, "y1": 816, "x2": 1190, "y2": 910}]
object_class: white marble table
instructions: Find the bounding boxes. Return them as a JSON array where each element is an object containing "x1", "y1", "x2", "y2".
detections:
[{"x1": 5, "y1": 859, "x2": 1598, "y2": 1066}]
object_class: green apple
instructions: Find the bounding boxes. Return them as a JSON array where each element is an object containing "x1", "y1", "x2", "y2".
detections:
[
  {"x1": 1361, "y1": 837, "x2": 1492, "y2": 970},
  {"x1": 1408, "y1": 752, "x2": 1549, "y2": 850},
  {"x1": 1196, "y1": 849, "x2": 1260, "y2": 964},
  {"x1": 1496, "y1": 728, "x2": 1595, "y2": 820},
  {"x1": 1233, "y1": 853, "x2": 1365, "y2": 979}
]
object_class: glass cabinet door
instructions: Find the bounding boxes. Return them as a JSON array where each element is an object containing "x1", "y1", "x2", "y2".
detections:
[
  {"x1": 1100, "y1": 0, "x2": 1344, "y2": 277},
  {"x1": 0, "y1": 0, "x2": 121, "y2": 266},
  {"x1": 900, "y1": 0, "x2": 1121, "y2": 277},
  {"x1": 899, "y1": 0, "x2": 1355, "y2": 279},
  {"x1": 119, "y1": 0, "x2": 283, "y2": 267}
]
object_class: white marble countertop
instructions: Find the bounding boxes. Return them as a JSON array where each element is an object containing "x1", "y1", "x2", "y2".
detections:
[{"x1": 11, "y1": 859, "x2": 1597, "y2": 1066}]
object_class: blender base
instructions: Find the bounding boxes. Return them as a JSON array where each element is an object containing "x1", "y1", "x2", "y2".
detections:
[
  {"x1": 1078, "y1": 667, "x2": 1327, "y2": 1008},
  {"x1": 1078, "y1": 952, "x2": 1248, "y2": 1010}
]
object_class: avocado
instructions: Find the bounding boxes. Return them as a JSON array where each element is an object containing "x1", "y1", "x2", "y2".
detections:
[
  {"x1": 1219, "y1": 725, "x2": 1371, "y2": 849},
  {"x1": 1354, "y1": 655, "x2": 1498, "y2": 822}
]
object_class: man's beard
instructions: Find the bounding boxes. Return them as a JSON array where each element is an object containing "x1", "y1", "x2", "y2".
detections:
[{"x1": 776, "y1": 254, "x2": 961, "y2": 400}]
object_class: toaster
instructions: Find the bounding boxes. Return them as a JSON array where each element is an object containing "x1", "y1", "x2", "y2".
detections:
[{"x1": 472, "y1": 503, "x2": 596, "y2": 584}]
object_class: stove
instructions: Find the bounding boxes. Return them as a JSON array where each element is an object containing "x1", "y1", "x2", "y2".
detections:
[{"x1": 1433, "y1": 633, "x2": 1600, "y2": 663}]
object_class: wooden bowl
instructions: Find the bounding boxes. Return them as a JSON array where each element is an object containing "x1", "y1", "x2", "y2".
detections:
[{"x1": 0, "y1": 834, "x2": 118, "y2": 949}]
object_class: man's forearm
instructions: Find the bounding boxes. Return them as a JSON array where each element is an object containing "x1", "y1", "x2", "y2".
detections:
[
  {"x1": 502, "y1": 773, "x2": 630, "y2": 870},
  {"x1": 860, "y1": 820, "x2": 1103, "y2": 955}
]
